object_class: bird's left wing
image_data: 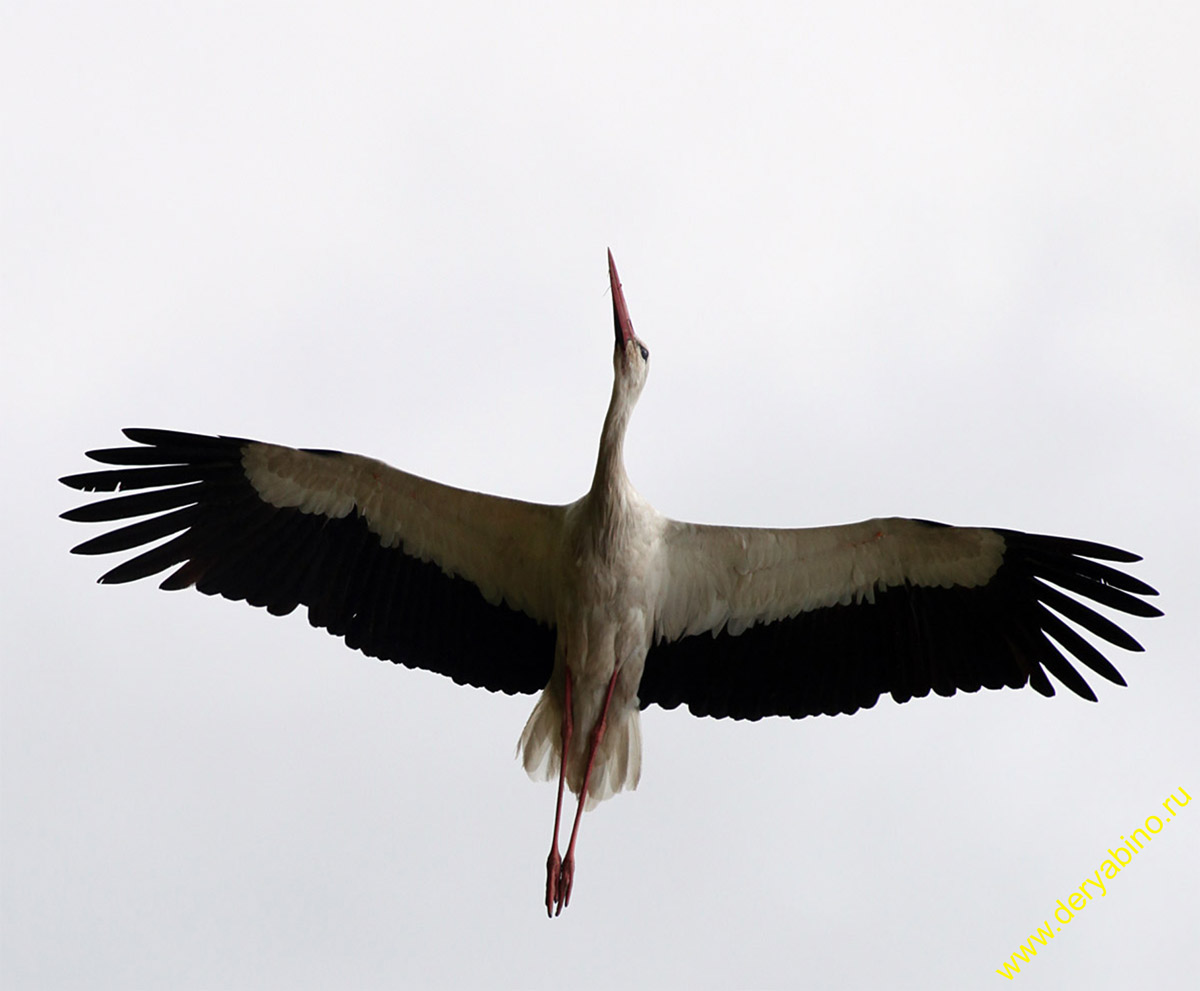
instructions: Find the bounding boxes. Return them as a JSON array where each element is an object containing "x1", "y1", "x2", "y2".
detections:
[
  {"x1": 640, "y1": 517, "x2": 1160, "y2": 719},
  {"x1": 61, "y1": 428, "x2": 562, "y2": 694}
]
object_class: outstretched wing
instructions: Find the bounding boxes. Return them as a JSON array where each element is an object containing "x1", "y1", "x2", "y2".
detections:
[
  {"x1": 640, "y1": 517, "x2": 1160, "y2": 719},
  {"x1": 61, "y1": 428, "x2": 562, "y2": 694}
]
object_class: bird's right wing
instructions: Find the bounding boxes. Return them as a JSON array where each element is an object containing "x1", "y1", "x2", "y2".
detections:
[
  {"x1": 641, "y1": 516, "x2": 1160, "y2": 719},
  {"x1": 61, "y1": 429, "x2": 564, "y2": 694}
]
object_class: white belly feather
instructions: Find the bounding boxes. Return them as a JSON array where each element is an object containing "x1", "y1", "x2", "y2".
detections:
[{"x1": 517, "y1": 492, "x2": 663, "y2": 807}]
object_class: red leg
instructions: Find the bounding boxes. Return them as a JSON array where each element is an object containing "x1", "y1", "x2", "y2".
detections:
[
  {"x1": 555, "y1": 664, "x2": 621, "y2": 915},
  {"x1": 544, "y1": 670, "x2": 573, "y2": 917}
]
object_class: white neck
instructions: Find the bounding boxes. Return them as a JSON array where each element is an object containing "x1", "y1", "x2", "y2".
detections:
[{"x1": 596, "y1": 372, "x2": 635, "y2": 481}]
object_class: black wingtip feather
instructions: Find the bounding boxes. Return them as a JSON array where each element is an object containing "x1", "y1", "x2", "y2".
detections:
[
  {"x1": 70, "y1": 505, "x2": 201, "y2": 555},
  {"x1": 1001, "y1": 529, "x2": 1143, "y2": 564},
  {"x1": 1037, "y1": 606, "x2": 1128, "y2": 687},
  {"x1": 121, "y1": 427, "x2": 248, "y2": 448}
]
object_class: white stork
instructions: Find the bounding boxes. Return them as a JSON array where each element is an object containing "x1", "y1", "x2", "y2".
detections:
[{"x1": 61, "y1": 250, "x2": 1161, "y2": 916}]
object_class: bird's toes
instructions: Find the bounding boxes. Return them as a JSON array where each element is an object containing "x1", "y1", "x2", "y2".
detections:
[
  {"x1": 545, "y1": 850, "x2": 562, "y2": 917},
  {"x1": 556, "y1": 857, "x2": 575, "y2": 916}
]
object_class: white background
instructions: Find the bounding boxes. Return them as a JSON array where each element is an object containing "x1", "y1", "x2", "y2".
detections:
[{"x1": 3, "y1": 3, "x2": 1197, "y2": 988}]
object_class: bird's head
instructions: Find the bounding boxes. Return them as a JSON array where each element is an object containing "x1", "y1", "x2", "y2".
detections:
[{"x1": 608, "y1": 249, "x2": 650, "y2": 402}]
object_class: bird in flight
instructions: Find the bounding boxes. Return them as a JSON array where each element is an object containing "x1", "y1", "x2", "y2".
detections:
[{"x1": 61, "y1": 250, "x2": 1161, "y2": 915}]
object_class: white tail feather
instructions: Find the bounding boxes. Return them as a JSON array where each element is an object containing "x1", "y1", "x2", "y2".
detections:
[
  {"x1": 517, "y1": 688, "x2": 642, "y2": 808},
  {"x1": 517, "y1": 690, "x2": 562, "y2": 783}
]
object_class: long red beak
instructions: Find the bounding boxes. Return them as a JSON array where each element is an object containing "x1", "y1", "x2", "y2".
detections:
[{"x1": 608, "y1": 249, "x2": 635, "y2": 347}]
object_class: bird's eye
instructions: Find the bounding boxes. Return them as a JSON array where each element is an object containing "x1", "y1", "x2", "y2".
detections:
[{"x1": 638, "y1": 344, "x2": 649, "y2": 361}]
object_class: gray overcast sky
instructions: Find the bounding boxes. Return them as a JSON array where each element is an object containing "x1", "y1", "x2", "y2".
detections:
[{"x1": 3, "y1": 3, "x2": 1198, "y2": 989}]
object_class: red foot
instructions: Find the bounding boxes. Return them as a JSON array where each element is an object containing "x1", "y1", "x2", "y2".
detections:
[
  {"x1": 545, "y1": 849, "x2": 575, "y2": 916},
  {"x1": 545, "y1": 849, "x2": 562, "y2": 917},
  {"x1": 557, "y1": 854, "x2": 575, "y2": 915}
]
